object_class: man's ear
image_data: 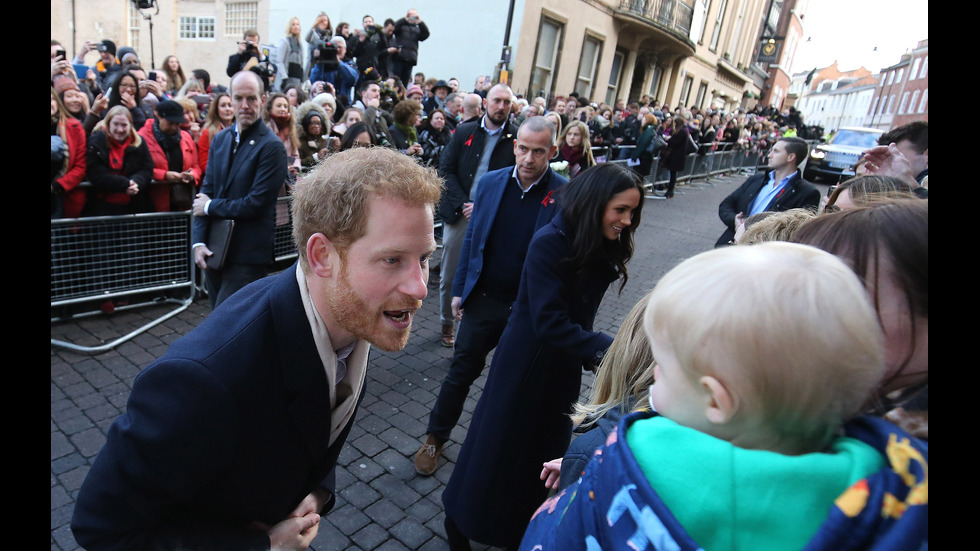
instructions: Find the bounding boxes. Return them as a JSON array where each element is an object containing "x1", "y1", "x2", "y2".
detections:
[
  {"x1": 306, "y1": 232, "x2": 337, "y2": 278},
  {"x1": 700, "y1": 375, "x2": 737, "y2": 425}
]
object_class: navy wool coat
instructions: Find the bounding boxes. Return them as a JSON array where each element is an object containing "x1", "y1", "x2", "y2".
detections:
[
  {"x1": 442, "y1": 214, "x2": 617, "y2": 548},
  {"x1": 71, "y1": 264, "x2": 362, "y2": 550}
]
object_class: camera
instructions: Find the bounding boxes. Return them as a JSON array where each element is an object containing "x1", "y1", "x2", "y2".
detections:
[
  {"x1": 55, "y1": 48, "x2": 67, "y2": 61},
  {"x1": 245, "y1": 42, "x2": 257, "y2": 53},
  {"x1": 313, "y1": 40, "x2": 339, "y2": 70},
  {"x1": 148, "y1": 70, "x2": 157, "y2": 82}
]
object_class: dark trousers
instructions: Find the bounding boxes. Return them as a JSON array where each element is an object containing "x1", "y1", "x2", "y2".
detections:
[
  {"x1": 667, "y1": 169, "x2": 679, "y2": 196},
  {"x1": 426, "y1": 292, "x2": 513, "y2": 442},
  {"x1": 389, "y1": 58, "x2": 414, "y2": 89},
  {"x1": 205, "y1": 262, "x2": 268, "y2": 310}
]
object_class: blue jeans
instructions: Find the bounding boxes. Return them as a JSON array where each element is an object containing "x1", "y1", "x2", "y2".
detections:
[{"x1": 426, "y1": 292, "x2": 513, "y2": 442}]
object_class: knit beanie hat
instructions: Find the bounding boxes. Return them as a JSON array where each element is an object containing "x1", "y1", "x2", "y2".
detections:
[
  {"x1": 53, "y1": 75, "x2": 80, "y2": 96},
  {"x1": 311, "y1": 92, "x2": 336, "y2": 113}
]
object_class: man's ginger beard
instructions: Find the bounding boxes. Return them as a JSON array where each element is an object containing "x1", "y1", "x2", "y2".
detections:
[{"x1": 326, "y1": 248, "x2": 422, "y2": 352}]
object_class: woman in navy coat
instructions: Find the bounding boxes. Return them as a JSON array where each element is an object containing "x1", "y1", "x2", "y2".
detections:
[{"x1": 441, "y1": 163, "x2": 646, "y2": 550}]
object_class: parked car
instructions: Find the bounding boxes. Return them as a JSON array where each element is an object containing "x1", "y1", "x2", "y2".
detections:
[{"x1": 803, "y1": 126, "x2": 884, "y2": 183}]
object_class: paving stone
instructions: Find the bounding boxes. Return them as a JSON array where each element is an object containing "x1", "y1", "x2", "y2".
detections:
[
  {"x1": 369, "y1": 472, "x2": 423, "y2": 509},
  {"x1": 339, "y1": 480, "x2": 382, "y2": 510},
  {"x1": 351, "y1": 522, "x2": 390, "y2": 549},
  {"x1": 390, "y1": 516, "x2": 433, "y2": 549},
  {"x1": 364, "y1": 498, "x2": 406, "y2": 528}
]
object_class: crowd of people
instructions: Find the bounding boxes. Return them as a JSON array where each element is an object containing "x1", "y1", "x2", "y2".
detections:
[
  {"x1": 52, "y1": 8, "x2": 826, "y2": 222},
  {"x1": 56, "y1": 17, "x2": 926, "y2": 551}
]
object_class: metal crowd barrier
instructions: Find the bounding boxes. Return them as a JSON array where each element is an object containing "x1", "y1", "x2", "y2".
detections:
[
  {"x1": 598, "y1": 143, "x2": 772, "y2": 198},
  {"x1": 51, "y1": 211, "x2": 197, "y2": 354},
  {"x1": 53, "y1": 192, "x2": 444, "y2": 354}
]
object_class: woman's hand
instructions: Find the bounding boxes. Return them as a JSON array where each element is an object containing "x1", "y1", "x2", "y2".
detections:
[
  {"x1": 120, "y1": 90, "x2": 137, "y2": 109},
  {"x1": 92, "y1": 93, "x2": 109, "y2": 115}
]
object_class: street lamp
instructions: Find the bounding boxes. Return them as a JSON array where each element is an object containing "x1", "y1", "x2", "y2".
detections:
[{"x1": 131, "y1": 0, "x2": 159, "y2": 69}]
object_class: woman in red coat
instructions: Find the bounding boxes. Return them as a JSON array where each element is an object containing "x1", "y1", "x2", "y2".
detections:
[
  {"x1": 51, "y1": 85, "x2": 87, "y2": 218},
  {"x1": 138, "y1": 99, "x2": 202, "y2": 212},
  {"x1": 197, "y1": 92, "x2": 234, "y2": 178},
  {"x1": 85, "y1": 105, "x2": 154, "y2": 216}
]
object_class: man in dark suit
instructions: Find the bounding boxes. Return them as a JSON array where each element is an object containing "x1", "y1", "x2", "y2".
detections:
[
  {"x1": 715, "y1": 136, "x2": 820, "y2": 247},
  {"x1": 70, "y1": 146, "x2": 442, "y2": 551},
  {"x1": 434, "y1": 83, "x2": 518, "y2": 349},
  {"x1": 414, "y1": 116, "x2": 566, "y2": 476},
  {"x1": 191, "y1": 69, "x2": 288, "y2": 309}
]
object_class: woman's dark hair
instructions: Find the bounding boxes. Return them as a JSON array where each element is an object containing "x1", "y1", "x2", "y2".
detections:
[
  {"x1": 107, "y1": 71, "x2": 140, "y2": 108},
  {"x1": 791, "y1": 198, "x2": 927, "y2": 403},
  {"x1": 338, "y1": 121, "x2": 375, "y2": 150},
  {"x1": 421, "y1": 108, "x2": 448, "y2": 133},
  {"x1": 283, "y1": 83, "x2": 308, "y2": 105},
  {"x1": 556, "y1": 163, "x2": 645, "y2": 292},
  {"x1": 191, "y1": 69, "x2": 210, "y2": 90}
]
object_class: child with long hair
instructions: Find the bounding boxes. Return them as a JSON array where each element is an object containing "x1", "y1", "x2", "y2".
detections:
[
  {"x1": 553, "y1": 119, "x2": 595, "y2": 179},
  {"x1": 539, "y1": 289, "x2": 656, "y2": 492}
]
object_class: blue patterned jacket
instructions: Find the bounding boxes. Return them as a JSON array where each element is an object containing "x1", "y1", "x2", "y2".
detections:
[{"x1": 520, "y1": 411, "x2": 928, "y2": 551}]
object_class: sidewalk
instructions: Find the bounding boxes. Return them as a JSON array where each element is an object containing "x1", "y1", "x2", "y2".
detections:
[{"x1": 51, "y1": 171, "x2": 757, "y2": 550}]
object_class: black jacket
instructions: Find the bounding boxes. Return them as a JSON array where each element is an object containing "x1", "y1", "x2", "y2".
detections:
[
  {"x1": 715, "y1": 169, "x2": 821, "y2": 247},
  {"x1": 392, "y1": 18, "x2": 430, "y2": 65},
  {"x1": 436, "y1": 117, "x2": 519, "y2": 224}
]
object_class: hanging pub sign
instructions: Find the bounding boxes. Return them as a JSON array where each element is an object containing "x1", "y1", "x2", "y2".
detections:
[{"x1": 757, "y1": 39, "x2": 780, "y2": 64}]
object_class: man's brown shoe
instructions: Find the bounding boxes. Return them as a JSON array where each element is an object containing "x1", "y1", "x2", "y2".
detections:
[
  {"x1": 441, "y1": 324, "x2": 455, "y2": 348},
  {"x1": 414, "y1": 433, "x2": 445, "y2": 475}
]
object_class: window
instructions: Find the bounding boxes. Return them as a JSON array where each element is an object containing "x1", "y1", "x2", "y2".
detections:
[
  {"x1": 918, "y1": 56, "x2": 928, "y2": 79},
  {"x1": 530, "y1": 16, "x2": 563, "y2": 99},
  {"x1": 695, "y1": 81, "x2": 708, "y2": 108},
  {"x1": 606, "y1": 50, "x2": 625, "y2": 105},
  {"x1": 909, "y1": 90, "x2": 920, "y2": 114},
  {"x1": 896, "y1": 68, "x2": 904, "y2": 82},
  {"x1": 128, "y1": 3, "x2": 140, "y2": 52},
  {"x1": 887, "y1": 71, "x2": 894, "y2": 86},
  {"x1": 575, "y1": 34, "x2": 603, "y2": 99},
  {"x1": 649, "y1": 65, "x2": 663, "y2": 98},
  {"x1": 180, "y1": 16, "x2": 216, "y2": 40},
  {"x1": 910, "y1": 58, "x2": 921, "y2": 80},
  {"x1": 709, "y1": 0, "x2": 727, "y2": 51},
  {"x1": 898, "y1": 91, "x2": 909, "y2": 114},
  {"x1": 917, "y1": 88, "x2": 927, "y2": 113},
  {"x1": 698, "y1": 0, "x2": 711, "y2": 44},
  {"x1": 680, "y1": 76, "x2": 693, "y2": 106},
  {"x1": 225, "y1": 2, "x2": 258, "y2": 37},
  {"x1": 886, "y1": 94, "x2": 895, "y2": 114}
]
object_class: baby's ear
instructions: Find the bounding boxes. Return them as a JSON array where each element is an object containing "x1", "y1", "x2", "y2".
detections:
[{"x1": 700, "y1": 375, "x2": 737, "y2": 425}]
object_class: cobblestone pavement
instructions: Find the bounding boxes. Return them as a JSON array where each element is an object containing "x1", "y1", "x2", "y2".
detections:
[{"x1": 52, "y1": 171, "x2": 782, "y2": 550}]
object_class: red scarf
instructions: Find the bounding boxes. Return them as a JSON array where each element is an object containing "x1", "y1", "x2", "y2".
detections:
[
  {"x1": 108, "y1": 136, "x2": 133, "y2": 173},
  {"x1": 271, "y1": 114, "x2": 292, "y2": 143},
  {"x1": 560, "y1": 143, "x2": 584, "y2": 167}
]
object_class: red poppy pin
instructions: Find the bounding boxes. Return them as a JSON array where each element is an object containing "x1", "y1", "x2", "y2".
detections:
[
  {"x1": 464, "y1": 134, "x2": 473, "y2": 147},
  {"x1": 541, "y1": 189, "x2": 555, "y2": 206}
]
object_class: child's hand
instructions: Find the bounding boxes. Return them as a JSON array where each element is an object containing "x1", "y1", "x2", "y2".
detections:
[{"x1": 540, "y1": 458, "x2": 563, "y2": 490}]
